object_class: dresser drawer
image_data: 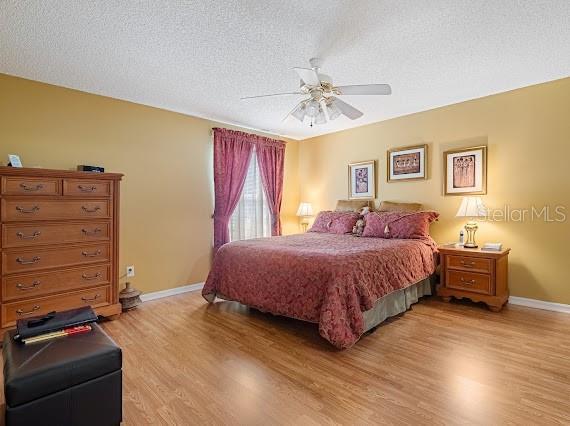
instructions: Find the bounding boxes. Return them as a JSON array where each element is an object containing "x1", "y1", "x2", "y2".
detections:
[
  {"x1": 2, "y1": 285, "x2": 110, "y2": 327},
  {"x1": 446, "y1": 270, "x2": 492, "y2": 295},
  {"x1": 2, "y1": 243, "x2": 110, "y2": 274},
  {"x1": 1, "y1": 176, "x2": 61, "y2": 196},
  {"x1": 447, "y1": 255, "x2": 492, "y2": 274},
  {"x1": 2, "y1": 221, "x2": 111, "y2": 248},
  {"x1": 2, "y1": 264, "x2": 111, "y2": 301},
  {"x1": 63, "y1": 179, "x2": 111, "y2": 197},
  {"x1": 1, "y1": 199, "x2": 111, "y2": 222}
]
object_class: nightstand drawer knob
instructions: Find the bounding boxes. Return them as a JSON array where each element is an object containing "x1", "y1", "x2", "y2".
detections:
[
  {"x1": 460, "y1": 260, "x2": 476, "y2": 268},
  {"x1": 460, "y1": 277, "x2": 476, "y2": 285}
]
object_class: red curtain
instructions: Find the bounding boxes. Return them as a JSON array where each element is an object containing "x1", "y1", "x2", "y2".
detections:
[
  {"x1": 212, "y1": 128, "x2": 254, "y2": 252},
  {"x1": 212, "y1": 128, "x2": 286, "y2": 252},
  {"x1": 256, "y1": 140, "x2": 285, "y2": 236}
]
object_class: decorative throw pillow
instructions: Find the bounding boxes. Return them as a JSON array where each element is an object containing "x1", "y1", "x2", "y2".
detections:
[
  {"x1": 362, "y1": 211, "x2": 439, "y2": 239},
  {"x1": 309, "y1": 211, "x2": 360, "y2": 234}
]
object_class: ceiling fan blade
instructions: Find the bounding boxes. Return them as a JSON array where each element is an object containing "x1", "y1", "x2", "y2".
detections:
[
  {"x1": 241, "y1": 92, "x2": 303, "y2": 100},
  {"x1": 335, "y1": 84, "x2": 392, "y2": 96},
  {"x1": 293, "y1": 67, "x2": 320, "y2": 86},
  {"x1": 330, "y1": 97, "x2": 363, "y2": 120}
]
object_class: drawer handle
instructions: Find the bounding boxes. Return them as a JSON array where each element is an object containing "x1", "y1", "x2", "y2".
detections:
[
  {"x1": 16, "y1": 206, "x2": 40, "y2": 214},
  {"x1": 20, "y1": 183, "x2": 44, "y2": 191},
  {"x1": 460, "y1": 260, "x2": 476, "y2": 268},
  {"x1": 16, "y1": 256, "x2": 41, "y2": 265},
  {"x1": 16, "y1": 231, "x2": 42, "y2": 240},
  {"x1": 82, "y1": 206, "x2": 101, "y2": 213},
  {"x1": 460, "y1": 277, "x2": 476, "y2": 285},
  {"x1": 16, "y1": 281, "x2": 41, "y2": 290},
  {"x1": 78, "y1": 185, "x2": 97, "y2": 193},
  {"x1": 81, "y1": 294, "x2": 101, "y2": 302},
  {"x1": 82, "y1": 228, "x2": 102, "y2": 236},
  {"x1": 82, "y1": 250, "x2": 102, "y2": 257},
  {"x1": 82, "y1": 272, "x2": 102, "y2": 280},
  {"x1": 16, "y1": 305, "x2": 41, "y2": 316}
]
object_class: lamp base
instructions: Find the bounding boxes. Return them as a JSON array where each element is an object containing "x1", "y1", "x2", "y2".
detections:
[
  {"x1": 300, "y1": 217, "x2": 310, "y2": 233},
  {"x1": 464, "y1": 221, "x2": 479, "y2": 248}
]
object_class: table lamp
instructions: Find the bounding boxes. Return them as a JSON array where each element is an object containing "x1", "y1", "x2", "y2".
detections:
[
  {"x1": 456, "y1": 196, "x2": 487, "y2": 248},
  {"x1": 296, "y1": 202, "x2": 314, "y2": 232}
]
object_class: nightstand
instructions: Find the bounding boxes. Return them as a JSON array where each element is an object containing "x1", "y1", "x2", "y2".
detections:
[{"x1": 437, "y1": 245, "x2": 510, "y2": 312}]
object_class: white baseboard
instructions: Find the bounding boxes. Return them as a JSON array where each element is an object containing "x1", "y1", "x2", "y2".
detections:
[
  {"x1": 140, "y1": 282, "x2": 204, "y2": 302},
  {"x1": 139, "y1": 285, "x2": 570, "y2": 314},
  {"x1": 509, "y1": 296, "x2": 570, "y2": 314}
]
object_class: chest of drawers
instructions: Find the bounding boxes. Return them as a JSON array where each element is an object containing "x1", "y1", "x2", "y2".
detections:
[
  {"x1": 437, "y1": 245, "x2": 510, "y2": 312},
  {"x1": 0, "y1": 167, "x2": 123, "y2": 329}
]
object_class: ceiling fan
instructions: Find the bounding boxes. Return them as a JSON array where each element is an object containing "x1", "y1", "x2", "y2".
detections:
[{"x1": 241, "y1": 58, "x2": 392, "y2": 126}]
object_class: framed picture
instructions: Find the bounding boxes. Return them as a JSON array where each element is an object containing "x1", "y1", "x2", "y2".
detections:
[
  {"x1": 8, "y1": 154, "x2": 23, "y2": 168},
  {"x1": 348, "y1": 160, "x2": 376, "y2": 200},
  {"x1": 387, "y1": 144, "x2": 427, "y2": 182},
  {"x1": 444, "y1": 146, "x2": 487, "y2": 195}
]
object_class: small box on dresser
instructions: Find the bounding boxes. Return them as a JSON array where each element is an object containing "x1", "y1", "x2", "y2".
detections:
[
  {"x1": 437, "y1": 245, "x2": 510, "y2": 312},
  {"x1": 0, "y1": 167, "x2": 123, "y2": 330}
]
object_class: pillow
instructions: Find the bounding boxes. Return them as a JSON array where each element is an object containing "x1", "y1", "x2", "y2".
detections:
[
  {"x1": 309, "y1": 211, "x2": 360, "y2": 234},
  {"x1": 377, "y1": 201, "x2": 422, "y2": 212},
  {"x1": 362, "y1": 211, "x2": 439, "y2": 239},
  {"x1": 335, "y1": 199, "x2": 373, "y2": 212}
]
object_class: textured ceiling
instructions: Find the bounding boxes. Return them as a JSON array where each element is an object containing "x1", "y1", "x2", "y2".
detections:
[{"x1": 1, "y1": 1, "x2": 569, "y2": 140}]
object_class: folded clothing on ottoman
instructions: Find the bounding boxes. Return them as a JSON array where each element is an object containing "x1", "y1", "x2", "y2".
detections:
[{"x1": 3, "y1": 322, "x2": 122, "y2": 426}]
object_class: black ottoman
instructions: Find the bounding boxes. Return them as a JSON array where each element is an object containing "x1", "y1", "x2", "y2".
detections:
[{"x1": 3, "y1": 323, "x2": 122, "y2": 426}]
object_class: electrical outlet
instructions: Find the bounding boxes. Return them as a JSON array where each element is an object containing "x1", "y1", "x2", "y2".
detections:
[{"x1": 126, "y1": 265, "x2": 135, "y2": 277}]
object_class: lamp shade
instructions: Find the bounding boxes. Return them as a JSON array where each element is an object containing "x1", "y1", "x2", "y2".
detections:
[
  {"x1": 456, "y1": 196, "x2": 487, "y2": 218},
  {"x1": 296, "y1": 202, "x2": 314, "y2": 217}
]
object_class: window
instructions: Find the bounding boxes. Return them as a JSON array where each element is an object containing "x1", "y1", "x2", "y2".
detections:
[{"x1": 229, "y1": 148, "x2": 272, "y2": 241}]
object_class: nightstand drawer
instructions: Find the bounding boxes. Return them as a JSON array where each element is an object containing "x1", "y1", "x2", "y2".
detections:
[
  {"x1": 446, "y1": 270, "x2": 491, "y2": 295},
  {"x1": 447, "y1": 255, "x2": 491, "y2": 274}
]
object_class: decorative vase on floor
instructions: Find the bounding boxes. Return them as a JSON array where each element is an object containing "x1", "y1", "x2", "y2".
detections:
[{"x1": 119, "y1": 282, "x2": 142, "y2": 311}]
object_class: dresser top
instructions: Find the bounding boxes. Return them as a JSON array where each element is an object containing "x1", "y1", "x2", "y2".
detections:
[{"x1": 0, "y1": 167, "x2": 123, "y2": 180}]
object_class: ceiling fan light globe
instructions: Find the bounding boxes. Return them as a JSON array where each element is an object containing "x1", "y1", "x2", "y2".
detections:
[
  {"x1": 291, "y1": 103, "x2": 306, "y2": 122},
  {"x1": 315, "y1": 106, "x2": 327, "y2": 125},
  {"x1": 326, "y1": 102, "x2": 342, "y2": 120},
  {"x1": 306, "y1": 100, "x2": 320, "y2": 118}
]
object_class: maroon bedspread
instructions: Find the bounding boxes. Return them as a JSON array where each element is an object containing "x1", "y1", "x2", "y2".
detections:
[{"x1": 202, "y1": 233, "x2": 438, "y2": 349}]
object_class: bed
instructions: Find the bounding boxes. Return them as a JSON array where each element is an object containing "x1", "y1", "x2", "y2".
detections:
[{"x1": 202, "y1": 228, "x2": 438, "y2": 349}]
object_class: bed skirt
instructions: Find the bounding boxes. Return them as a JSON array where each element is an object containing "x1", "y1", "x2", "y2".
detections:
[{"x1": 362, "y1": 275, "x2": 435, "y2": 333}]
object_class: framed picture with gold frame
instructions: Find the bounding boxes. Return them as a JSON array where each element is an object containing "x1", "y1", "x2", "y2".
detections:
[
  {"x1": 348, "y1": 160, "x2": 376, "y2": 200},
  {"x1": 444, "y1": 146, "x2": 487, "y2": 195},
  {"x1": 387, "y1": 144, "x2": 427, "y2": 182}
]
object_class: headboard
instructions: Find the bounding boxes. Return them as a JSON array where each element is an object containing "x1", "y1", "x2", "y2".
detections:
[
  {"x1": 335, "y1": 199, "x2": 374, "y2": 212},
  {"x1": 377, "y1": 201, "x2": 423, "y2": 212}
]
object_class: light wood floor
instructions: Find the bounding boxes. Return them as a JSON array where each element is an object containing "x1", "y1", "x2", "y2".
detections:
[{"x1": 3, "y1": 293, "x2": 570, "y2": 425}]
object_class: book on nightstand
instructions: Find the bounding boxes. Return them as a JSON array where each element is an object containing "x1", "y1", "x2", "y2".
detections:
[{"x1": 481, "y1": 243, "x2": 503, "y2": 251}]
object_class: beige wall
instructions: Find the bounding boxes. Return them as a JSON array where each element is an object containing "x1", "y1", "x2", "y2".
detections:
[
  {"x1": 2, "y1": 72, "x2": 569, "y2": 304},
  {"x1": 0, "y1": 74, "x2": 299, "y2": 294},
  {"x1": 299, "y1": 77, "x2": 570, "y2": 304}
]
